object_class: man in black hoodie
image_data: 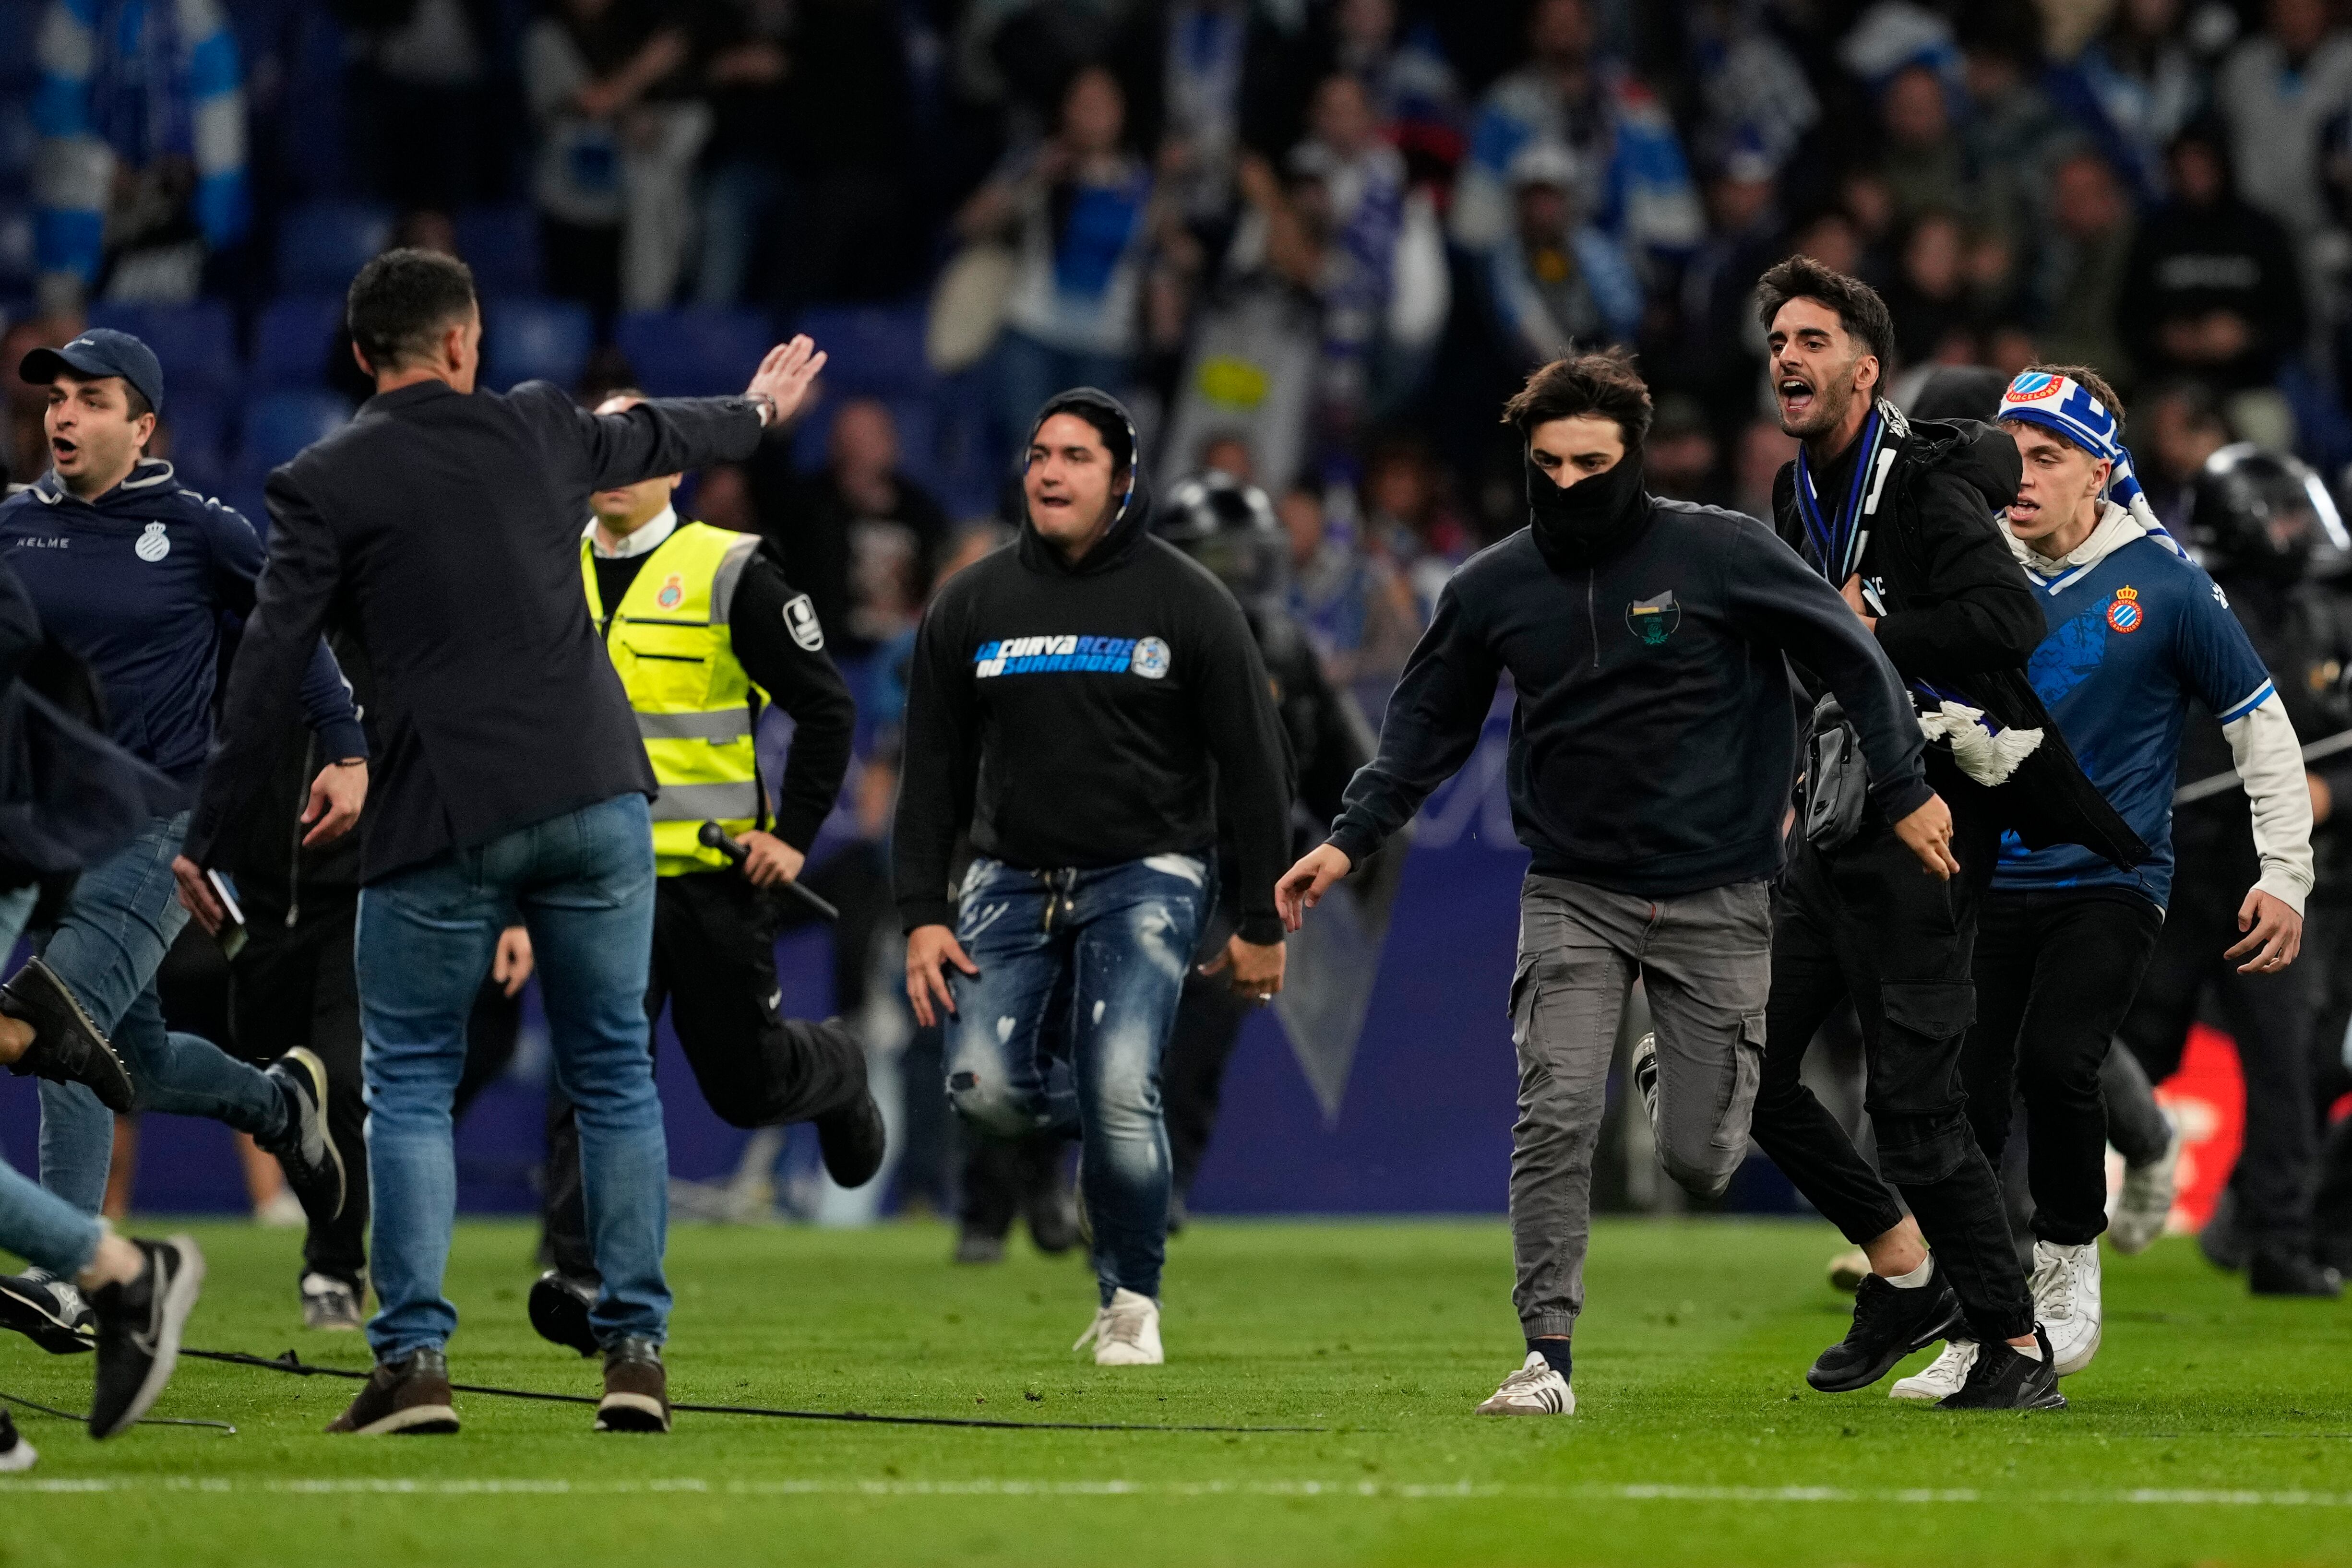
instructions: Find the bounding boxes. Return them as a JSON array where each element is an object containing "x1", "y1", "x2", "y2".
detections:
[
  {"x1": 895, "y1": 389, "x2": 1291, "y2": 1367},
  {"x1": 1749, "y1": 258, "x2": 2146, "y2": 1413},
  {"x1": 1277, "y1": 350, "x2": 1946, "y2": 1418}
]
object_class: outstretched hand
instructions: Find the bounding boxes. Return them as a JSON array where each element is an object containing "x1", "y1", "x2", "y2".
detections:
[
  {"x1": 745, "y1": 335, "x2": 827, "y2": 427},
  {"x1": 1274, "y1": 843, "x2": 1353, "y2": 931}
]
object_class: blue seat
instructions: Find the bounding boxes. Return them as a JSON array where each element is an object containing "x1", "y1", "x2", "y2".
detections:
[
  {"x1": 251, "y1": 295, "x2": 347, "y2": 392},
  {"x1": 0, "y1": 0, "x2": 38, "y2": 89},
  {"x1": 276, "y1": 201, "x2": 393, "y2": 295},
  {"x1": 614, "y1": 309, "x2": 772, "y2": 398},
  {"x1": 240, "y1": 391, "x2": 352, "y2": 474},
  {"x1": 88, "y1": 301, "x2": 239, "y2": 405},
  {"x1": 454, "y1": 204, "x2": 542, "y2": 299},
  {"x1": 792, "y1": 302, "x2": 932, "y2": 396},
  {"x1": 481, "y1": 298, "x2": 593, "y2": 393}
]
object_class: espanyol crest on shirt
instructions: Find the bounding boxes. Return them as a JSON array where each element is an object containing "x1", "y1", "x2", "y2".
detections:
[
  {"x1": 1130, "y1": 637, "x2": 1172, "y2": 679},
  {"x1": 657, "y1": 572, "x2": 684, "y2": 608},
  {"x1": 2107, "y1": 585, "x2": 2144, "y2": 633},
  {"x1": 133, "y1": 522, "x2": 170, "y2": 562}
]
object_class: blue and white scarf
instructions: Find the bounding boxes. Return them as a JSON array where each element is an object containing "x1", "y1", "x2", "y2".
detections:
[
  {"x1": 1792, "y1": 399, "x2": 1902, "y2": 584},
  {"x1": 1995, "y1": 369, "x2": 2181, "y2": 553}
]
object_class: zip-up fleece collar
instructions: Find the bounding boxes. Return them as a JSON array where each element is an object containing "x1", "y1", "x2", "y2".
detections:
[
  {"x1": 1015, "y1": 388, "x2": 1155, "y2": 578},
  {"x1": 30, "y1": 457, "x2": 178, "y2": 510}
]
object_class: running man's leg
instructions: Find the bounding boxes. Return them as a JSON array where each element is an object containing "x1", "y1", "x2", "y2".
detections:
[{"x1": 1634, "y1": 879, "x2": 1774, "y2": 1201}]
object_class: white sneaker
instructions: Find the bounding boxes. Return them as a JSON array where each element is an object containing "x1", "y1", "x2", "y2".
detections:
[
  {"x1": 1631, "y1": 1033, "x2": 1660, "y2": 1123},
  {"x1": 1827, "y1": 1247, "x2": 1870, "y2": 1293},
  {"x1": 1073, "y1": 1287, "x2": 1162, "y2": 1366},
  {"x1": 300, "y1": 1272, "x2": 366, "y2": 1331},
  {"x1": 2108, "y1": 1124, "x2": 2180, "y2": 1254},
  {"x1": 1889, "y1": 1338, "x2": 1977, "y2": 1402},
  {"x1": 1476, "y1": 1351, "x2": 1574, "y2": 1415},
  {"x1": 2032, "y1": 1238, "x2": 2102, "y2": 1376},
  {"x1": 257, "y1": 1188, "x2": 306, "y2": 1228}
]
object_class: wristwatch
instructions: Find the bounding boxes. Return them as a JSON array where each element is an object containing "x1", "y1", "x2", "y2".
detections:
[{"x1": 748, "y1": 392, "x2": 778, "y2": 428}]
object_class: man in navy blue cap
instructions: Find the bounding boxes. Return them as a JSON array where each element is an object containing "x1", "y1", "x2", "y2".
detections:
[{"x1": 0, "y1": 328, "x2": 361, "y2": 1354}]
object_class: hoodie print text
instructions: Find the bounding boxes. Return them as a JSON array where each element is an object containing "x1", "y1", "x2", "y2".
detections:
[{"x1": 973, "y1": 634, "x2": 1171, "y2": 679}]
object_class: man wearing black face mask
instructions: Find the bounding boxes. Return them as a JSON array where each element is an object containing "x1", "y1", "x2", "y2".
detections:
[{"x1": 1277, "y1": 350, "x2": 1946, "y2": 1418}]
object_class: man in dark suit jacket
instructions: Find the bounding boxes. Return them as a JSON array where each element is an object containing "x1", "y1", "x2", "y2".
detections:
[{"x1": 172, "y1": 248, "x2": 827, "y2": 1437}]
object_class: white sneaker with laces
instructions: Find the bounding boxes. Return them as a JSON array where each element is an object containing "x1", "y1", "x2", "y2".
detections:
[
  {"x1": 1073, "y1": 1287, "x2": 1162, "y2": 1366},
  {"x1": 1889, "y1": 1338, "x2": 1976, "y2": 1401},
  {"x1": 2108, "y1": 1123, "x2": 2180, "y2": 1255},
  {"x1": 1475, "y1": 1351, "x2": 1574, "y2": 1416},
  {"x1": 300, "y1": 1272, "x2": 365, "y2": 1331},
  {"x1": 2032, "y1": 1239, "x2": 2102, "y2": 1376}
]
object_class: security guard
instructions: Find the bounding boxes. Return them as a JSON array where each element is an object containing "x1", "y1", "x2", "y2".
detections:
[{"x1": 529, "y1": 391, "x2": 883, "y2": 1354}]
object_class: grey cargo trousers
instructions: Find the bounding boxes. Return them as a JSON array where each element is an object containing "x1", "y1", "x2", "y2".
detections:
[{"x1": 1509, "y1": 872, "x2": 1774, "y2": 1338}]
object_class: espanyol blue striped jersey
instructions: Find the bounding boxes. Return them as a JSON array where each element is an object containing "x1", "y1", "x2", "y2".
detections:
[{"x1": 1996, "y1": 534, "x2": 2273, "y2": 907}]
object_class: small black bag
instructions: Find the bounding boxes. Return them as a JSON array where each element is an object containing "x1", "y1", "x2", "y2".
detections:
[{"x1": 1802, "y1": 697, "x2": 1870, "y2": 852}]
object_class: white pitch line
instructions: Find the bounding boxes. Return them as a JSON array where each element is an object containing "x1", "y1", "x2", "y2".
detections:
[{"x1": 0, "y1": 1478, "x2": 2350, "y2": 1507}]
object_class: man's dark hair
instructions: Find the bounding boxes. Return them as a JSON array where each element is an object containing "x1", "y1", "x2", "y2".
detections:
[
  {"x1": 1755, "y1": 255, "x2": 1897, "y2": 369},
  {"x1": 120, "y1": 383, "x2": 152, "y2": 422},
  {"x1": 1500, "y1": 348, "x2": 1654, "y2": 448},
  {"x1": 346, "y1": 247, "x2": 478, "y2": 373},
  {"x1": 1033, "y1": 397, "x2": 1133, "y2": 475},
  {"x1": 2011, "y1": 362, "x2": 2126, "y2": 450}
]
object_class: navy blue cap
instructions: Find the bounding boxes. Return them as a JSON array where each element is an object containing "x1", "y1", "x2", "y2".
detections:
[{"x1": 19, "y1": 328, "x2": 165, "y2": 416}]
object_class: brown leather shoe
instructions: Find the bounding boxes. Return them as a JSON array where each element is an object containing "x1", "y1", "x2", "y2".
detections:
[
  {"x1": 594, "y1": 1337, "x2": 669, "y2": 1433},
  {"x1": 325, "y1": 1347, "x2": 459, "y2": 1435}
]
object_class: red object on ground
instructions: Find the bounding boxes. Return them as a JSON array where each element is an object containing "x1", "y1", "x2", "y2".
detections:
[{"x1": 2151, "y1": 1022, "x2": 2246, "y2": 1233}]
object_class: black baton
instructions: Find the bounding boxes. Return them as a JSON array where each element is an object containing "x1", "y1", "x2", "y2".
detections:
[{"x1": 698, "y1": 821, "x2": 841, "y2": 921}]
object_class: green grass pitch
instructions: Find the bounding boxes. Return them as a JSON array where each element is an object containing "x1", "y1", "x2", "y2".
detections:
[{"x1": 0, "y1": 1215, "x2": 2347, "y2": 1566}]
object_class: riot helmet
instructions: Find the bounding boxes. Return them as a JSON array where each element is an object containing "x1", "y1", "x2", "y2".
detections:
[
  {"x1": 2187, "y1": 443, "x2": 2352, "y2": 584},
  {"x1": 1158, "y1": 470, "x2": 1288, "y2": 601}
]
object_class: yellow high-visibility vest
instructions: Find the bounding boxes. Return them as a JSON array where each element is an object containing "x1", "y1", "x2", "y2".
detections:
[{"x1": 582, "y1": 520, "x2": 767, "y2": 876}]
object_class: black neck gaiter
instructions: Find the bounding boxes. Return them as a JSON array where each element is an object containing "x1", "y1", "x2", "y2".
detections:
[{"x1": 1526, "y1": 451, "x2": 1652, "y2": 571}]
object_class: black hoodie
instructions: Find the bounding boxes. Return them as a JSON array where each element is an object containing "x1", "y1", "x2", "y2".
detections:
[{"x1": 892, "y1": 390, "x2": 1294, "y2": 943}]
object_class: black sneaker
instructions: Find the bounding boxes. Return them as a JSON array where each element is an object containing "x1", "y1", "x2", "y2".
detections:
[
  {"x1": 2248, "y1": 1248, "x2": 2344, "y2": 1297},
  {"x1": 1806, "y1": 1268, "x2": 1965, "y2": 1392},
  {"x1": 1936, "y1": 1324, "x2": 2066, "y2": 1410},
  {"x1": 0, "y1": 1267, "x2": 95, "y2": 1354},
  {"x1": 1025, "y1": 1145, "x2": 1081, "y2": 1257},
  {"x1": 594, "y1": 1337, "x2": 670, "y2": 1433},
  {"x1": 2198, "y1": 1188, "x2": 2248, "y2": 1273},
  {"x1": 87, "y1": 1235, "x2": 205, "y2": 1438},
  {"x1": 953, "y1": 1228, "x2": 1006, "y2": 1265},
  {"x1": 814, "y1": 1075, "x2": 887, "y2": 1190},
  {"x1": 325, "y1": 1347, "x2": 459, "y2": 1435},
  {"x1": 528, "y1": 1270, "x2": 600, "y2": 1356},
  {"x1": 2, "y1": 958, "x2": 133, "y2": 1114},
  {"x1": 259, "y1": 1048, "x2": 346, "y2": 1223}
]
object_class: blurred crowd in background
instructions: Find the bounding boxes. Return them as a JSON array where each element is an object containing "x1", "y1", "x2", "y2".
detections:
[{"x1": 13, "y1": 0, "x2": 2352, "y2": 1220}]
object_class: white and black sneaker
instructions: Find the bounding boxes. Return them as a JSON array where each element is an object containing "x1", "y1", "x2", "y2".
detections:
[
  {"x1": 0, "y1": 1409, "x2": 35, "y2": 1472},
  {"x1": 86, "y1": 1235, "x2": 205, "y2": 1438},
  {"x1": 1475, "y1": 1351, "x2": 1575, "y2": 1416},
  {"x1": 1073, "y1": 1288, "x2": 1162, "y2": 1366},
  {"x1": 2108, "y1": 1123, "x2": 2179, "y2": 1255},
  {"x1": 1889, "y1": 1339, "x2": 1977, "y2": 1402},
  {"x1": 300, "y1": 1272, "x2": 365, "y2": 1332},
  {"x1": 0, "y1": 1267, "x2": 94, "y2": 1354},
  {"x1": 1631, "y1": 1033, "x2": 1661, "y2": 1124},
  {"x1": 260, "y1": 1049, "x2": 345, "y2": 1223},
  {"x1": 2031, "y1": 1240, "x2": 2101, "y2": 1376}
]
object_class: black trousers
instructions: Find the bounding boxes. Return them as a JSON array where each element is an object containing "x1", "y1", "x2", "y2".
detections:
[
  {"x1": 1752, "y1": 786, "x2": 2037, "y2": 1343},
  {"x1": 1964, "y1": 889, "x2": 2165, "y2": 1246},
  {"x1": 1163, "y1": 970, "x2": 1253, "y2": 1199},
  {"x1": 2117, "y1": 866, "x2": 2318, "y2": 1250},
  {"x1": 2299, "y1": 902, "x2": 2352, "y2": 1264},
  {"x1": 544, "y1": 869, "x2": 866, "y2": 1279}
]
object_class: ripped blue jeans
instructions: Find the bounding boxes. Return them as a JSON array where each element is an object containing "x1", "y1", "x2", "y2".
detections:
[{"x1": 943, "y1": 854, "x2": 1211, "y2": 1304}]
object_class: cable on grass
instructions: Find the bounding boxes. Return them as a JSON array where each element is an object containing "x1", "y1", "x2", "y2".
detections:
[
  {"x1": 177, "y1": 1346, "x2": 1323, "y2": 1433},
  {"x1": 0, "y1": 1388, "x2": 236, "y2": 1433}
]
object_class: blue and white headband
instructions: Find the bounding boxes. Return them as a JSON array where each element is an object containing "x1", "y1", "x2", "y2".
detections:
[{"x1": 1996, "y1": 370, "x2": 2149, "y2": 515}]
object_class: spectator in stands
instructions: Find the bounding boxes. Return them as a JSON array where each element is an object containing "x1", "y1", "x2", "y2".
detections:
[
  {"x1": 1111, "y1": 0, "x2": 1300, "y2": 234},
  {"x1": 1883, "y1": 210, "x2": 1977, "y2": 367},
  {"x1": 1683, "y1": 0, "x2": 1818, "y2": 178},
  {"x1": 2031, "y1": 147, "x2": 2137, "y2": 383},
  {"x1": 1873, "y1": 63, "x2": 1974, "y2": 229},
  {"x1": 523, "y1": 0, "x2": 709, "y2": 316},
  {"x1": 1358, "y1": 434, "x2": 1468, "y2": 618},
  {"x1": 344, "y1": 0, "x2": 500, "y2": 210},
  {"x1": 1279, "y1": 481, "x2": 1419, "y2": 686},
  {"x1": 1451, "y1": 0, "x2": 1701, "y2": 258},
  {"x1": 775, "y1": 0, "x2": 919, "y2": 306},
  {"x1": 1480, "y1": 141, "x2": 1641, "y2": 372},
  {"x1": 2118, "y1": 123, "x2": 2305, "y2": 428},
  {"x1": 774, "y1": 398, "x2": 950, "y2": 658},
  {"x1": 1958, "y1": 9, "x2": 2069, "y2": 247},
  {"x1": 2060, "y1": 0, "x2": 2208, "y2": 203},
  {"x1": 1661, "y1": 147, "x2": 1782, "y2": 440},
  {"x1": 32, "y1": 0, "x2": 249, "y2": 313},
  {"x1": 2137, "y1": 379, "x2": 2234, "y2": 530},
  {"x1": 693, "y1": 0, "x2": 793, "y2": 307},
  {"x1": 1644, "y1": 394, "x2": 1723, "y2": 507},
  {"x1": 1313, "y1": 0, "x2": 1462, "y2": 188},
  {"x1": 959, "y1": 65, "x2": 1164, "y2": 463},
  {"x1": 1732, "y1": 417, "x2": 1796, "y2": 524},
  {"x1": 1788, "y1": 208, "x2": 1866, "y2": 284},
  {"x1": 2216, "y1": 0, "x2": 2352, "y2": 250}
]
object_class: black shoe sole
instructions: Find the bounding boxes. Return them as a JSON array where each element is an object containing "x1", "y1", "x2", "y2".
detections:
[
  {"x1": 528, "y1": 1272, "x2": 600, "y2": 1357},
  {"x1": 271, "y1": 1049, "x2": 347, "y2": 1223},
  {"x1": 1938, "y1": 1382, "x2": 2068, "y2": 1412},
  {"x1": 816, "y1": 1093, "x2": 888, "y2": 1189},
  {"x1": 593, "y1": 1394, "x2": 671, "y2": 1434},
  {"x1": 1805, "y1": 1297, "x2": 1967, "y2": 1394},
  {"x1": 0, "y1": 1278, "x2": 91, "y2": 1354},
  {"x1": 4, "y1": 958, "x2": 135, "y2": 1115}
]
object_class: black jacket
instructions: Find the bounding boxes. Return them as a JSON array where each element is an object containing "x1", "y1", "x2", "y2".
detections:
[
  {"x1": 1770, "y1": 412, "x2": 2147, "y2": 867},
  {"x1": 2118, "y1": 193, "x2": 2304, "y2": 392},
  {"x1": 892, "y1": 389, "x2": 1293, "y2": 943},
  {"x1": 184, "y1": 379, "x2": 767, "y2": 882},
  {"x1": 1327, "y1": 463, "x2": 1932, "y2": 898}
]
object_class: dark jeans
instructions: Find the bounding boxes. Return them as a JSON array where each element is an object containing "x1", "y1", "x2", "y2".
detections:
[
  {"x1": 1964, "y1": 889, "x2": 2165, "y2": 1245},
  {"x1": 544, "y1": 868, "x2": 867, "y2": 1280},
  {"x1": 1753, "y1": 786, "x2": 2037, "y2": 1344},
  {"x1": 2118, "y1": 864, "x2": 2318, "y2": 1249}
]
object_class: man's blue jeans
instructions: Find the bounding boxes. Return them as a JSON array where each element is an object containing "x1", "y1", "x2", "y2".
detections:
[
  {"x1": 357, "y1": 793, "x2": 667, "y2": 1362},
  {"x1": 36, "y1": 811, "x2": 288, "y2": 1214},
  {"x1": 943, "y1": 854, "x2": 1210, "y2": 1305},
  {"x1": 0, "y1": 885, "x2": 105, "y2": 1277}
]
